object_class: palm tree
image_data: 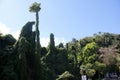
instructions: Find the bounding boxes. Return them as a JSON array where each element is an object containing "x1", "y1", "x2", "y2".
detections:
[
  {"x1": 29, "y1": 2, "x2": 41, "y2": 54},
  {"x1": 29, "y1": 3, "x2": 41, "y2": 80}
]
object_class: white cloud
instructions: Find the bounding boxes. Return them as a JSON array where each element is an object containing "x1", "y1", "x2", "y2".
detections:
[
  {"x1": 40, "y1": 37, "x2": 50, "y2": 47},
  {"x1": 0, "y1": 22, "x2": 20, "y2": 39},
  {"x1": 40, "y1": 37, "x2": 66, "y2": 47},
  {"x1": 12, "y1": 30, "x2": 20, "y2": 39},
  {"x1": 0, "y1": 22, "x2": 10, "y2": 35}
]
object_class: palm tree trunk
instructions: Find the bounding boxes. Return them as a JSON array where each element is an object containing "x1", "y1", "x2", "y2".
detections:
[
  {"x1": 35, "y1": 11, "x2": 40, "y2": 54},
  {"x1": 35, "y1": 12, "x2": 41, "y2": 80}
]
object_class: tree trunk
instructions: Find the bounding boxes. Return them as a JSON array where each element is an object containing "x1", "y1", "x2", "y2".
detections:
[
  {"x1": 35, "y1": 11, "x2": 41, "y2": 80},
  {"x1": 35, "y1": 11, "x2": 40, "y2": 54}
]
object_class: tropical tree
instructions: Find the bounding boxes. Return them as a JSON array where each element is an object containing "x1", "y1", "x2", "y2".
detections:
[
  {"x1": 29, "y1": 2, "x2": 41, "y2": 54},
  {"x1": 82, "y1": 42, "x2": 98, "y2": 64},
  {"x1": 29, "y1": 3, "x2": 41, "y2": 80}
]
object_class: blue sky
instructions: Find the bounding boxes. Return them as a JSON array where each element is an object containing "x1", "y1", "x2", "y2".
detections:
[{"x1": 0, "y1": 0, "x2": 120, "y2": 46}]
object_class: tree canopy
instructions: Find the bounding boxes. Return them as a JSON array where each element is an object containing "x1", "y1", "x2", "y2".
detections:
[{"x1": 29, "y1": 2, "x2": 41, "y2": 13}]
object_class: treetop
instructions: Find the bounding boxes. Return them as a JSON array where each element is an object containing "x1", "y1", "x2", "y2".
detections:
[{"x1": 29, "y1": 2, "x2": 41, "y2": 12}]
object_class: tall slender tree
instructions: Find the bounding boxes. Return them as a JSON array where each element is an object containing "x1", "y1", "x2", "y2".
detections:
[
  {"x1": 49, "y1": 33, "x2": 55, "y2": 51},
  {"x1": 29, "y1": 2, "x2": 41, "y2": 80},
  {"x1": 29, "y1": 2, "x2": 41, "y2": 54}
]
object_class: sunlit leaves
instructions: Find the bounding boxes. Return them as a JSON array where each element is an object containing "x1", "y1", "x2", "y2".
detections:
[
  {"x1": 86, "y1": 69, "x2": 96, "y2": 78},
  {"x1": 82, "y1": 42, "x2": 98, "y2": 58},
  {"x1": 29, "y1": 2, "x2": 41, "y2": 12},
  {"x1": 56, "y1": 71, "x2": 74, "y2": 80}
]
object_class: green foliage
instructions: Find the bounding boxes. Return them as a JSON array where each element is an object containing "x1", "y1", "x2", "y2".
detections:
[
  {"x1": 1, "y1": 21, "x2": 120, "y2": 80},
  {"x1": 55, "y1": 48, "x2": 68, "y2": 74},
  {"x1": 93, "y1": 61, "x2": 106, "y2": 73},
  {"x1": 86, "y1": 63, "x2": 93, "y2": 69},
  {"x1": 42, "y1": 48, "x2": 68, "y2": 80},
  {"x1": 67, "y1": 53, "x2": 75, "y2": 72},
  {"x1": 41, "y1": 47, "x2": 48, "y2": 56},
  {"x1": 77, "y1": 54, "x2": 82, "y2": 65},
  {"x1": 86, "y1": 69, "x2": 96, "y2": 78},
  {"x1": 49, "y1": 33, "x2": 55, "y2": 51},
  {"x1": 20, "y1": 21, "x2": 35, "y2": 38},
  {"x1": 4, "y1": 34, "x2": 16, "y2": 45},
  {"x1": 82, "y1": 42, "x2": 98, "y2": 64},
  {"x1": 56, "y1": 71, "x2": 75, "y2": 80},
  {"x1": 0, "y1": 34, "x2": 17, "y2": 80},
  {"x1": 87, "y1": 54, "x2": 99, "y2": 63},
  {"x1": 82, "y1": 42, "x2": 98, "y2": 57},
  {"x1": 80, "y1": 64, "x2": 96, "y2": 79},
  {"x1": 41, "y1": 33, "x2": 68, "y2": 80},
  {"x1": 17, "y1": 37, "x2": 28, "y2": 80},
  {"x1": 29, "y1": 2, "x2": 41, "y2": 12},
  {"x1": 79, "y1": 37, "x2": 94, "y2": 48},
  {"x1": 15, "y1": 21, "x2": 40, "y2": 80},
  {"x1": 58, "y1": 43, "x2": 64, "y2": 48},
  {"x1": 94, "y1": 32, "x2": 115, "y2": 47},
  {"x1": 0, "y1": 34, "x2": 16, "y2": 49}
]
